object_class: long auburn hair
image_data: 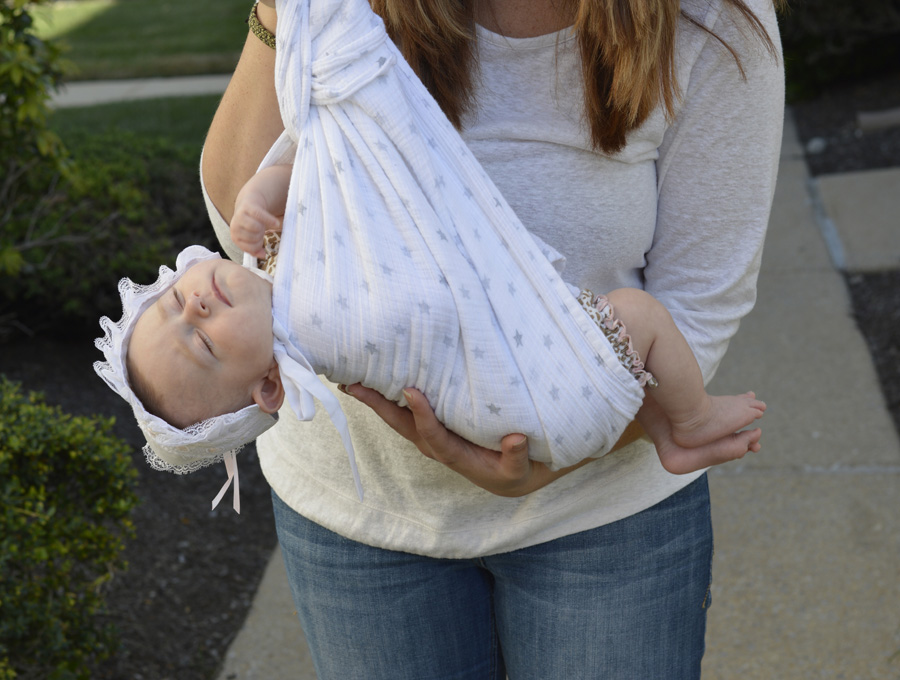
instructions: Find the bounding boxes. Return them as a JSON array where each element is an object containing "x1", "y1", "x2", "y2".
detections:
[{"x1": 370, "y1": 0, "x2": 782, "y2": 154}]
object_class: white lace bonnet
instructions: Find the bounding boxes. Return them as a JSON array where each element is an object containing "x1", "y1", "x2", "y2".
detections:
[{"x1": 93, "y1": 245, "x2": 278, "y2": 512}]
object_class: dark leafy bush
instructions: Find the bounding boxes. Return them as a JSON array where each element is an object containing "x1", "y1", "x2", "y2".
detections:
[
  {"x1": 0, "y1": 377, "x2": 139, "y2": 680},
  {"x1": 0, "y1": 131, "x2": 219, "y2": 337},
  {"x1": 780, "y1": 0, "x2": 900, "y2": 99},
  {"x1": 1, "y1": 0, "x2": 69, "y2": 299},
  {"x1": 0, "y1": 2, "x2": 217, "y2": 338},
  {"x1": 0, "y1": 0, "x2": 68, "y2": 336}
]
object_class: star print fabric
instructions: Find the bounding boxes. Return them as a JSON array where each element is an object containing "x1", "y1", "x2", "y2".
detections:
[{"x1": 260, "y1": 0, "x2": 645, "y2": 470}]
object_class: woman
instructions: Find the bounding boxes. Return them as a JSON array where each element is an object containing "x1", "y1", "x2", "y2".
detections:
[{"x1": 202, "y1": 0, "x2": 783, "y2": 677}]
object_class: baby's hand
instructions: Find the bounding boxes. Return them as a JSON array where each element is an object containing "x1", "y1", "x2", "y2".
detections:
[{"x1": 231, "y1": 192, "x2": 282, "y2": 260}]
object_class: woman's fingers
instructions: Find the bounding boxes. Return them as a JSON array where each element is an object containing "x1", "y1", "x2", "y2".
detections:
[
  {"x1": 341, "y1": 383, "x2": 419, "y2": 442},
  {"x1": 344, "y1": 385, "x2": 533, "y2": 493},
  {"x1": 495, "y1": 433, "x2": 533, "y2": 481},
  {"x1": 346, "y1": 385, "x2": 459, "y2": 461},
  {"x1": 401, "y1": 388, "x2": 458, "y2": 461},
  {"x1": 402, "y1": 388, "x2": 541, "y2": 492}
]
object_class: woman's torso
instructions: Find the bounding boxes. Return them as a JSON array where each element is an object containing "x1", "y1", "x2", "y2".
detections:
[{"x1": 257, "y1": 15, "x2": 681, "y2": 558}]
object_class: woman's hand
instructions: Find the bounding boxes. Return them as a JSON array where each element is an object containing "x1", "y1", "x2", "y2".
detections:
[{"x1": 342, "y1": 384, "x2": 601, "y2": 496}]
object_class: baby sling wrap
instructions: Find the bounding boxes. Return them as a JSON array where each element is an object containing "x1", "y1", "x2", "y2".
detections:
[{"x1": 262, "y1": 0, "x2": 646, "y2": 499}]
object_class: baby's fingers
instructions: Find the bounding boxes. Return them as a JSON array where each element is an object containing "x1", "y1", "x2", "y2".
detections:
[
  {"x1": 233, "y1": 205, "x2": 280, "y2": 232},
  {"x1": 232, "y1": 233, "x2": 267, "y2": 260},
  {"x1": 231, "y1": 214, "x2": 275, "y2": 258},
  {"x1": 251, "y1": 205, "x2": 281, "y2": 231}
]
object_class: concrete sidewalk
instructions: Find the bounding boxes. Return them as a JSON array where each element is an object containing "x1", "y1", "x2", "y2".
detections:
[
  {"x1": 216, "y1": 114, "x2": 900, "y2": 680},
  {"x1": 50, "y1": 78, "x2": 900, "y2": 678},
  {"x1": 50, "y1": 74, "x2": 232, "y2": 109},
  {"x1": 700, "y1": 115, "x2": 900, "y2": 679}
]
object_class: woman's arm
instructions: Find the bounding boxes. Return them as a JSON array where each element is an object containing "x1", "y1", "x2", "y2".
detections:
[
  {"x1": 647, "y1": 0, "x2": 784, "y2": 380},
  {"x1": 202, "y1": 1, "x2": 283, "y2": 225},
  {"x1": 344, "y1": 384, "x2": 646, "y2": 496}
]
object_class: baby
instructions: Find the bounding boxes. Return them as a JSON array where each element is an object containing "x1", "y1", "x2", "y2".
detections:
[{"x1": 124, "y1": 163, "x2": 765, "y2": 480}]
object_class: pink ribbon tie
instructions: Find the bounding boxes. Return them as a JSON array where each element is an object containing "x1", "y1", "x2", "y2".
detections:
[{"x1": 211, "y1": 451, "x2": 241, "y2": 514}]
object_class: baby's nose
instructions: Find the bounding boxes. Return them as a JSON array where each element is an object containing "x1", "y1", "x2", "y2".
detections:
[{"x1": 185, "y1": 291, "x2": 211, "y2": 317}]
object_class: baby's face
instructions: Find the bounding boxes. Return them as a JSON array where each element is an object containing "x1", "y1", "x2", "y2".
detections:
[{"x1": 129, "y1": 258, "x2": 275, "y2": 428}]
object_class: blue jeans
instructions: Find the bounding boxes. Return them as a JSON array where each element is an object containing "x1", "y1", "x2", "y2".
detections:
[{"x1": 272, "y1": 474, "x2": 713, "y2": 680}]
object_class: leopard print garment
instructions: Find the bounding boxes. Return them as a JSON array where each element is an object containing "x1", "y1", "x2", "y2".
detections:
[{"x1": 576, "y1": 290, "x2": 658, "y2": 389}]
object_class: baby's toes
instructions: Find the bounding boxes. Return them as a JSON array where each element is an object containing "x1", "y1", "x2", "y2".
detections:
[
  {"x1": 744, "y1": 393, "x2": 767, "y2": 416},
  {"x1": 741, "y1": 427, "x2": 762, "y2": 452}
]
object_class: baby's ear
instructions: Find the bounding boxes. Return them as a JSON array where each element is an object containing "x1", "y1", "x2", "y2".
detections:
[{"x1": 252, "y1": 362, "x2": 284, "y2": 414}]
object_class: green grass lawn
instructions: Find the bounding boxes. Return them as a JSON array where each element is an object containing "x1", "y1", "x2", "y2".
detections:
[
  {"x1": 33, "y1": 0, "x2": 251, "y2": 80},
  {"x1": 49, "y1": 95, "x2": 222, "y2": 150}
]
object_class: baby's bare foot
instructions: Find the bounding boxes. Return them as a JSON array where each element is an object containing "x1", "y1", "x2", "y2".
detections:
[
  {"x1": 671, "y1": 391, "x2": 766, "y2": 450},
  {"x1": 656, "y1": 426, "x2": 762, "y2": 475}
]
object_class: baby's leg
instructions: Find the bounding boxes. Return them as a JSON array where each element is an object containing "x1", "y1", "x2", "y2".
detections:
[{"x1": 604, "y1": 288, "x2": 765, "y2": 457}]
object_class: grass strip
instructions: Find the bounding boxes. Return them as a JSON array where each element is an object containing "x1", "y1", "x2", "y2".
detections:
[
  {"x1": 33, "y1": 0, "x2": 250, "y2": 80},
  {"x1": 49, "y1": 95, "x2": 222, "y2": 150}
]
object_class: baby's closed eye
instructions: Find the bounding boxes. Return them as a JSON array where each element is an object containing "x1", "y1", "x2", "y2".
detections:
[{"x1": 197, "y1": 330, "x2": 214, "y2": 355}]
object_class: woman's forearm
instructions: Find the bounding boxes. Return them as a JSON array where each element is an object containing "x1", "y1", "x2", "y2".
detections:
[
  {"x1": 347, "y1": 383, "x2": 647, "y2": 497},
  {"x1": 202, "y1": 2, "x2": 283, "y2": 224}
]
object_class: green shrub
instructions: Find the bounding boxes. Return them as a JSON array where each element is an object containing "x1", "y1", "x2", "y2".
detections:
[
  {"x1": 0, "y1": 377, "x2": 139, "y2": 680},
  {"x1": 0, "y1": 130, "x2": 219, "y2": 337},
  {"x1": 1, "y1": 0, "x2": 69, "y2": 291},
  {"x1": 0, "y1": 0, "x2": 67, "y2": 165},
  {"x1": 780, "y1": 0, "x2": 900, "y2": 99}
]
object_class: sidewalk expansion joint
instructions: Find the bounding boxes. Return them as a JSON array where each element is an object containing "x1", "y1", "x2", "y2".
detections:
[
  {"x1": 806, "y1": 175, "x2": 846, "y2": 270},
  {"x1": 711, "y1": 463, "x2": 900, "y2": 476}
]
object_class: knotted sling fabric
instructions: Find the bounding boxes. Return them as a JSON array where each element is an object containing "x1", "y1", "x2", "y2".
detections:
[{"x1": 259, "y1": 0, "x2": 646, "y2": 485}]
